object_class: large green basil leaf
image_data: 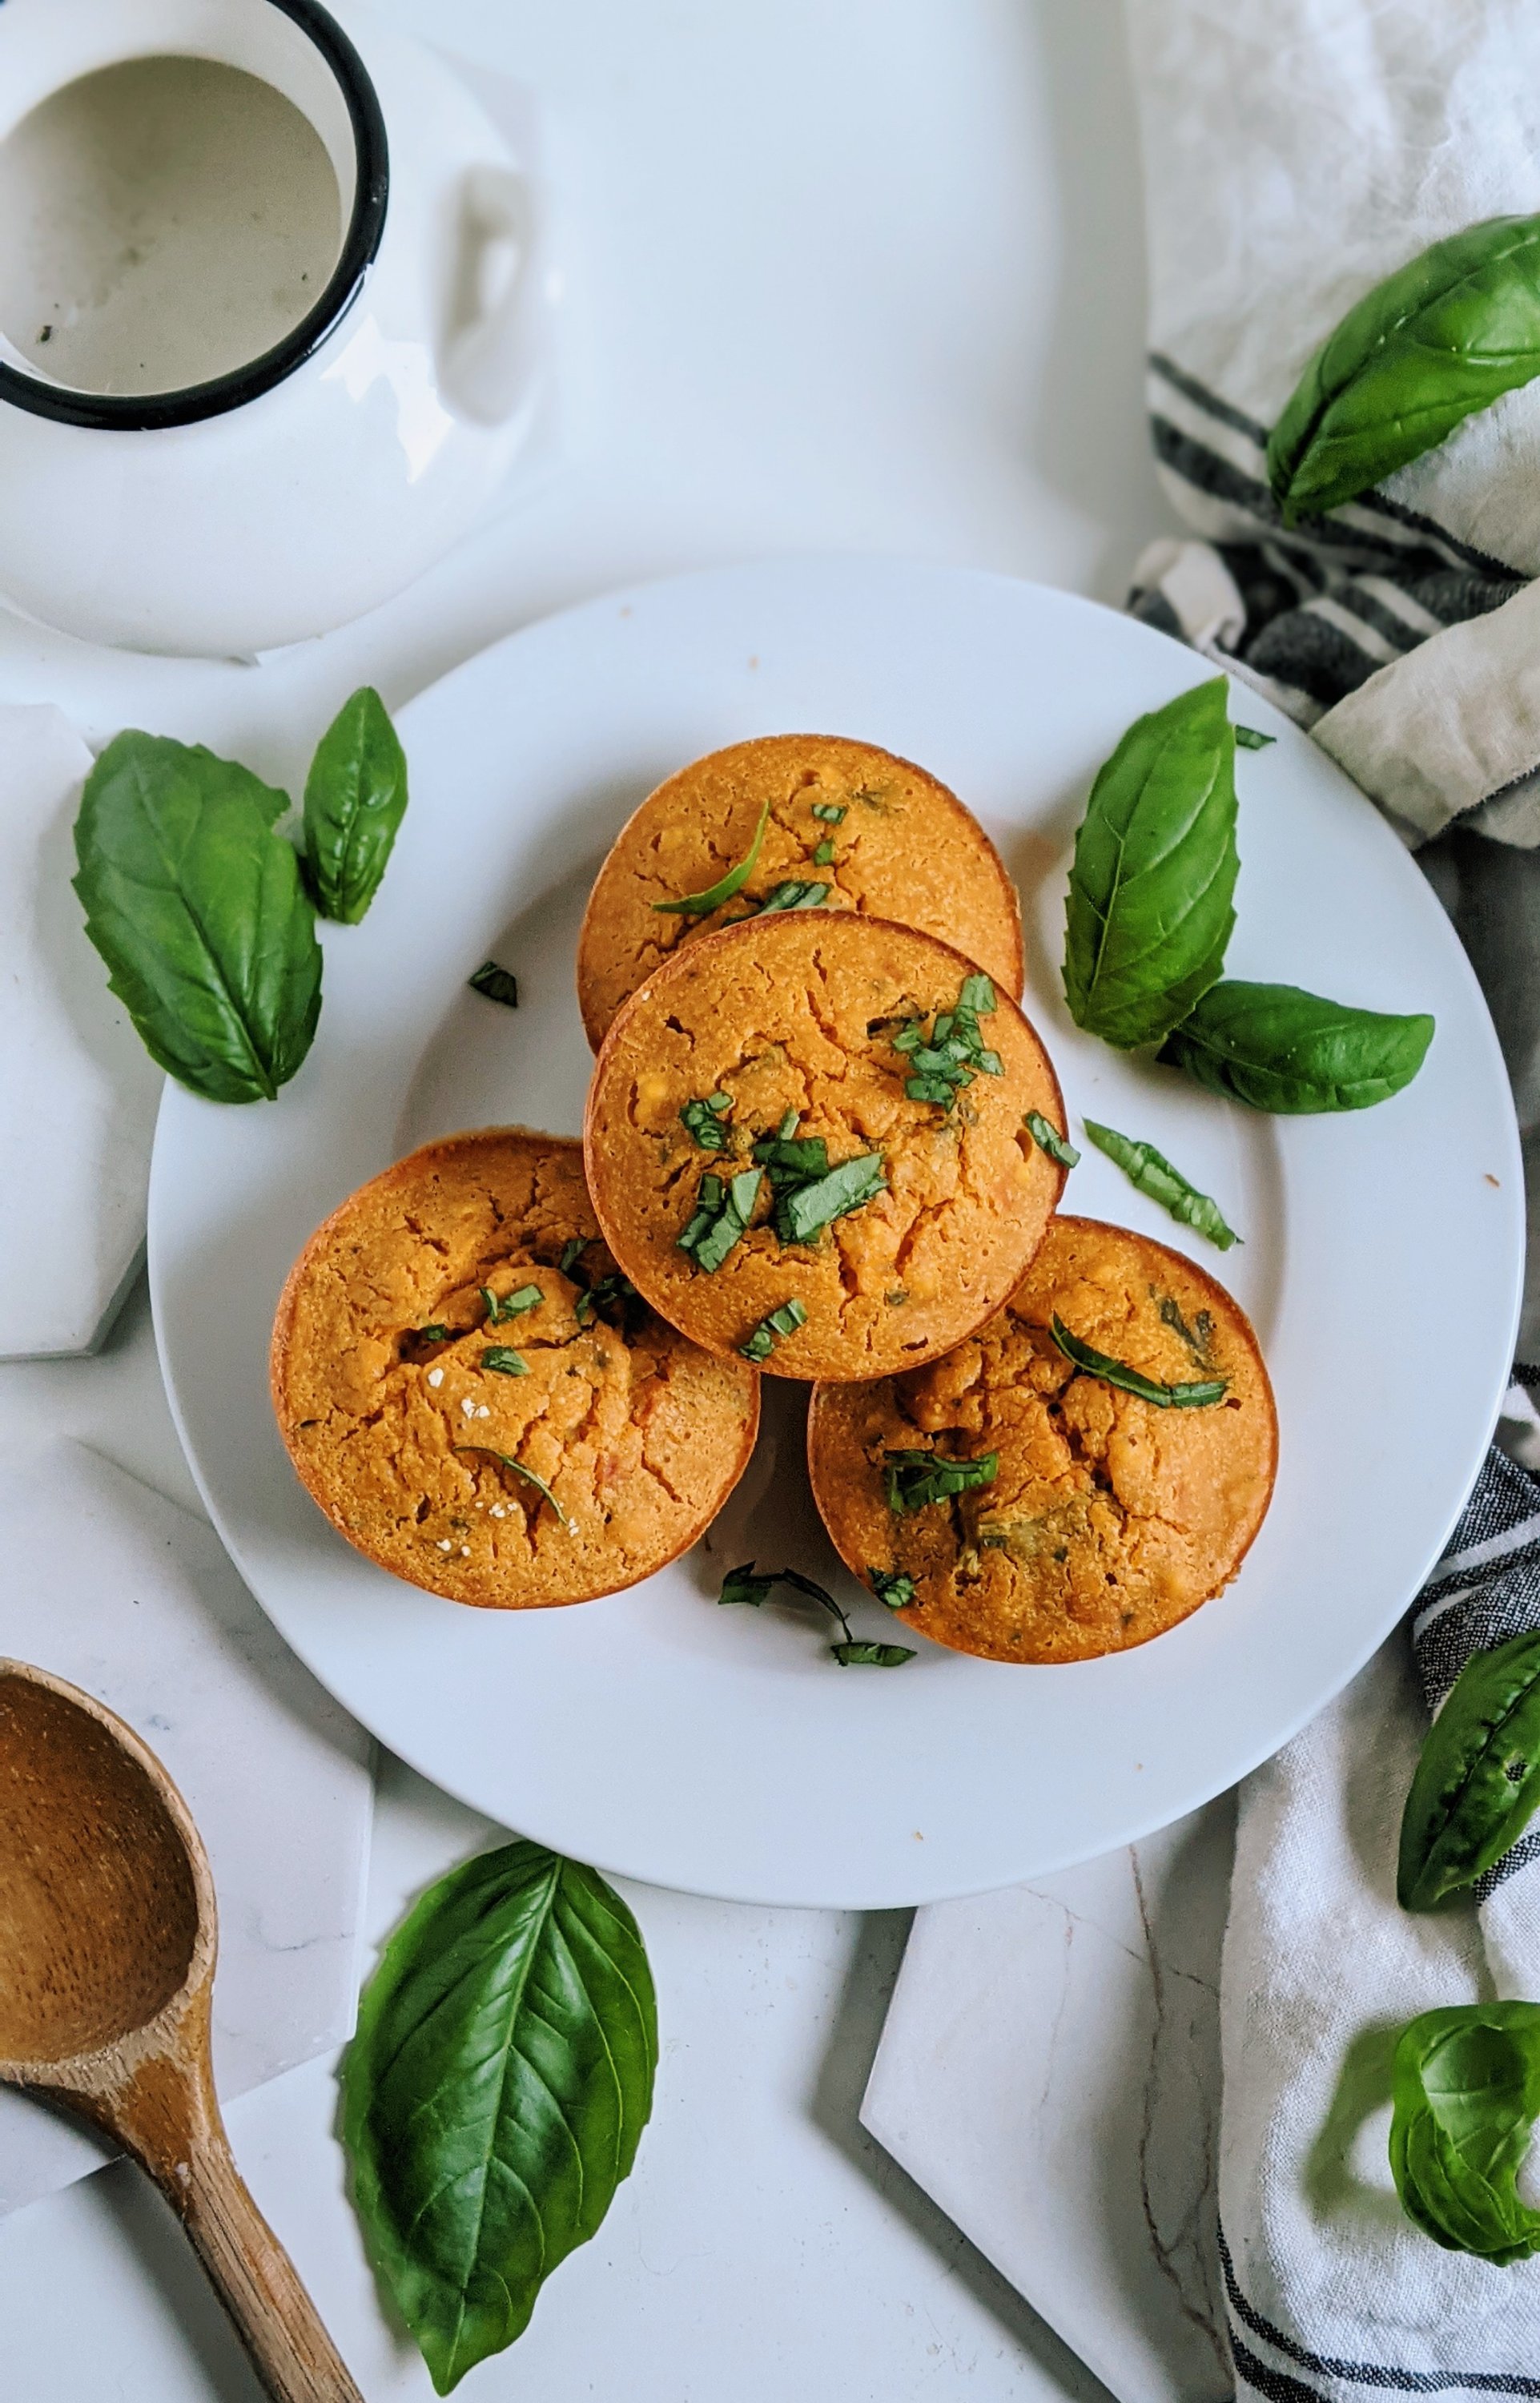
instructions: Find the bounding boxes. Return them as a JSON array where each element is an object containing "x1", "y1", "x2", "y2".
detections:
[
  {"x1": 1398, "y1": 1632, "x2": 1540, "y2": 1910},
  {"x1": 1160, "y1": 980, "x2": 1433, "y2": 1113},
  {"x1": 1062, "y1": 677, "x2": 1238, "y2": 1050},
  {"x1": 1268, "y1": 215, "x2": 1540, "y2": 521},
  {"x1": 301, "y1": 686, "x2": 409, "y2": 924},
  {"x1": 342, "y1": 1840, "x2": 657, "y2": 2395},
  {"x1": 73, "y1": 731, "x2": 321, "y2": 1104},
  {"x1": 1389, "y1": 2002, "x2": 1540, "y2": 2262}
]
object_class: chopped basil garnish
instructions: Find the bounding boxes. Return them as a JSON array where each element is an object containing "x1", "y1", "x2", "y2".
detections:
[
  {"x1": 1084, "y1": 1119, "x2": 1240, "y2": 1250},
  {"x1": 1156, "y1": 1292, "x2": 1217, "y2": 1371},
  {"x1": 575, "y1": 1272, "x2": 639, "y2": 1326},
  {"x1": 813, "y1": 838, "x2": 836, "y2": 866},
  {"x1": 869, "y1": 1568, "x2": 916, "y2": 1610},
  {"x1": 468, "y1": 960, "x2": 519, "y2": 1008},
  {"x1": 1234, "y1": 726, "x2": 1276, "y2": 750},
  {"x1": 778, "y1": 1152, "x2": 886, "y2": 1243},
  {"x1": 480, "y1": 1346, "x2": 529, "y2": 1376},
  {"x1": 718, "y1": 1560, "x2": 915, "y2": 1666},
  {"x1": 1050, "y1": 1314, "x2": 1226, "y2": 1407},
  {"x1": 481, "y1": 1282, "x2": 542, "y2": 1325},
  {"x1": 883, "y1": 1450, "x2": 999, "y2": 1514},
  {"x1": 891, "y1": 975, "x2": 1002, "y2": 1112},
  {"x1": 454, "y1": 1446, "x2": 574, "y2": 1532},
  {"x1": 810, "y1": 801, "x2": 846, "y2": 823},
  {"x1": 557, "y1": 1238, "x2": 588, "y2": 1278},
  {"x1": 653, "y1": 798, "x2": 771, "y2": 916},
  {"x1": 1023, "y1": 1111, "x2": 1080, "y2": 1169},
  {"x1": 677, "y1": 1167, "x2": 762, "y2": 1272},
  {"x1": 739, "y1": 1297, "x2": 809, "y2": 1362},
  {"x1": 414, "y1": 1323, "x2": 449, "y2": 1344},
  {"x1": 681, "y1": 1092, "x2": 734, "y2": 1150},
  {"x1": 739, "y1": 879, "x2": 830, "y2": 916}
]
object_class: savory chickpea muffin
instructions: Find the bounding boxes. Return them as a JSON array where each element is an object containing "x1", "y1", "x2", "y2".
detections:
[
  {"x1": 271, "y1": 1129, "x2": 759, "y2": 1609},
  {"x1": 583, "y1": 912, "x2": 1067, "y2": 1383},
  {"x1": 807, "y1": 1216, "x2": 1277, "y2": 1662},
  {"x1": 575, "y1": 734, "x2": 1023, "y2": 1049}
]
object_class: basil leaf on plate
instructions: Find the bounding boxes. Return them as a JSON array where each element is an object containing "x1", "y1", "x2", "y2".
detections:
[
  {"x1": 1268, "y1": 215, "x2": 1540, "y2": 524},
  {"x1": 1397, "y1": 1632, "x2": 1540, "y2": 1910},
  {"x1": 1050, "y1": 1316, "x2": 1226, "y2": 1408},
  {"x1": 1389, "y1": 2002, "x2": 1540, "y2": 2262},
  {"x1": 468, "y1": 960, "x2": 519, "y2": 1008},
  {"x1": 832, "y1": 1640, "x2": 916, "y2": 1667},
  {"x1": 653, "y1": 797, "x2": 770, "y2": 916},
  {"x1": 302, "y1": 686, "x2": 409, "y2": 924},
  {"x1": 1083, "y1": 1120, "x2": 1240, "y2": 1250},
  {"x1": 1234, "y1": 726, "x2": 1276, "y2": 750},
  {"x1": 342, "y1": 1839, "x2": 657, "y2": 2393},
  {"x1": 73, "y1": 730, "x2": 322, "y2": 1105},
  {"x1": 1062, "y1": 678, "x2": 1239, "y2": 1050},
  {"x1": 1160, "y1": 980, "x2": 1434, "y2": 1112},
  {"x1": 1023, "y1": 1111, "x2": 1080, "y2": 1170}
]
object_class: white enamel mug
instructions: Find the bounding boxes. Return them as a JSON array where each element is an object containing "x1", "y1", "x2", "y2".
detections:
[{"x1": 0, "y1": 0, "x2": 545, "y2": 656}]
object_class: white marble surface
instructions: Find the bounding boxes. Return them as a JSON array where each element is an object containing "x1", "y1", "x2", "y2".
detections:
[
  {"x1": 0, "y1": 706, "x2": 163, "y2": 1359},
  {"x1": 0, "y1": 1439, "x2": 373, "y2": 2214},
  {"x1": 0, "y1": 0, "x2": 1181, "y2": 2392},
  {"x1": 865, "y1": 1805, "x2": 1236, "y2": 2403}
]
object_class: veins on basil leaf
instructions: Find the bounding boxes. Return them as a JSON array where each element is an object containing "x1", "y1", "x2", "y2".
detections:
[
  {"x1": 1397, "y1": 1631, "x2": 1540, "y2": 1910},
  {"x1": 1160, "y1": 980, "x2": 1433, "y2": 1113},
  {"x1": 1389, "y1": 2002, "x2": 1540, "y2": 2262},
  {"x1": 301, "y1": 686, "x2": 409, "y2": 925}
]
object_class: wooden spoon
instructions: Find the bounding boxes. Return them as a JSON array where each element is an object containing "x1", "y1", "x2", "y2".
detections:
[{"x1": 0, "y1": 1659, "x2": 363, "y2": 2403}]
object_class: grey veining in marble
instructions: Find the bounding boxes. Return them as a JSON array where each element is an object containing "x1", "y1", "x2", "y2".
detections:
[{"x1": 862, "y1": 1799, "x2": 1235, "y2": 2403}]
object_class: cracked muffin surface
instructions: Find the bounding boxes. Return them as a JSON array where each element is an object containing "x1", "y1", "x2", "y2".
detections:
[
  {"x1": 576, "y1": 733, "x2": 1024, "y2": 1049},
  {"x1": 807, "y1": 1215, "x2": 1277, "y2": 1660},
  {"x1": 583, "y1": 912, "x2": 1066, "y2": 1383},
  {"x1": 271, "y1": 1129, "x2": 759, "y2": 1608}
]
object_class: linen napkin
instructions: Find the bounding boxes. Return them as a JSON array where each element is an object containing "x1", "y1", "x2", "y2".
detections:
[{"x1": 1121, "y1": 0, "x2": 1540, "y2": 2388}]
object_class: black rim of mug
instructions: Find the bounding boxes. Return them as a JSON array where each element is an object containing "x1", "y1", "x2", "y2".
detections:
[{"x1": 0, "y1": 0, "x2": 390, "y2": 432}]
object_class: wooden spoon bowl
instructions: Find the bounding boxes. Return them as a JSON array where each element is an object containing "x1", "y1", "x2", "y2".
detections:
[{"x1": 0, "y1": 1660, "x2": 361, "y2": 2403}]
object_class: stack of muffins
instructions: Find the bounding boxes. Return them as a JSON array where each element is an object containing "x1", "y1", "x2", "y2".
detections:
[{"x1": 272, "y1": 735, "x2": 1276, "y2": 1664}]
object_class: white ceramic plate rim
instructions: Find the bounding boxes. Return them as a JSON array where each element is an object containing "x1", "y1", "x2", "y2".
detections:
[{"x1": 150, "y1": 557, "x2": 1525, "y2": 1906}]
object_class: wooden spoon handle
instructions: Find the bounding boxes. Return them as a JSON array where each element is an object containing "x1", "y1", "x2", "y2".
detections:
[{"x1": 173, "y1": 2122, "x2": 364, "y2": 2403}]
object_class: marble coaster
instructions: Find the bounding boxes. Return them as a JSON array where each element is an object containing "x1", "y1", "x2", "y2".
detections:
[
  {"x1": 0, "y1": 1440, "x2": 373, "y2": 2215},
  {"x1": 862, "y1": 1801, "x2": 1235, "y2": 2403},
  {"x1": 0, "y1": 705, "x2": 163, "y2": 1360}
]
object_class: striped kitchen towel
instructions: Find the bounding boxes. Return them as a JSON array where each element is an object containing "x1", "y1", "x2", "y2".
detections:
[
  {"x1": 1123, "y1": 0, "x2": 1540, "y2": 849},
  {"x1": 1120, "y1": 1, "x2": 1540, "y2": 2390}
]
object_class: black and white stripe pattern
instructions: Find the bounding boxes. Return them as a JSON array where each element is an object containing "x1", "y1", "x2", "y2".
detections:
[
  {"x1": 1219, "y1": 2224, "x2": 1540, "y2": 2399},
  {"x1": 1132, "y1": 355, "x2": 1524, "y2": 727}
]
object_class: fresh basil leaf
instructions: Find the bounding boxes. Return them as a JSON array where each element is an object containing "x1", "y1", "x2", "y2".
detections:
[
  {"x1": 342, "y1": 1838, "x2": 657, "y2": 2393},
  {"x1": 717, "y1": 1560, "x2": 911, "y2": 1664},
  {"x1": 468, "y1": 960, "x2": 519, "y2": 1008},
  {"x1": 479, "y1": 1346, "x2": 529, "y2": 1377},
  {"x1": 740, "y1": 879, "x2": 831, "y2": 916},
  {"x1": 753, "y1": 1129, "x2": 830, "y2": 1188},
  {"x1": 302, "y1": 686, "x2": 408, "y2": 924},
  {"x1": 869, "y1": 1568, "x2": 916, "y2": 1610},
  {"x1": 720, "y1": 1560, "x2": 775, "y2": 1607},
  {"x1": 482, "y1": 1283, "x2": 541, "y2": 1325},
  {"x1": 1389, "y1": 2002, "x2": 1540, "y2": 2263},
  {"x1": 1160, "y1": 980, "x2": 1434, "y2": 1112},
  {"x1": 1050, "y1": 1315, "x2": 1226, "y2": 1408},
  {"x1": 777, "y1": 1152, "x2": 886, "y2": 1243},
  {"x1": 738, "y1": 1297, "x2": 808, "y2": 1363},
  {"x1": 1268, "y1": 215, "x2": 1540, "y2": 524},
  {"x1": 681, "y1": 1093, "x2": 733, "y2": 1150},
  {"x1": 1083, "y1": 1120, "x2": 1240, "y2": 1250},
  {"x1": 884, "y1": 1450, "x2": 999, "y2": 1513},
  {"x1": 1023, "y1": 1111, "x2": 1080, "y2": 1169},
  {"x1": 832, "y1": 1640, "x2": 916, "y2": 1667},
  {"x1": 1234, "y1": 726, "x2": 1276, "y2": 750},
  {"x1": 73, "y1": 730, "x2": 322, "y2": 1105},
  {"x1": 677, "y1": 1167, "x2": 762, "y2": 1271},
  {"x1": 1397, "y1": 1632, "x2": 1540, "y2": 1910},
  {"x1": 454, "y1": 1447, "x2": 575, "y2": 1533},
  {"x1": 652, "y1": 798, "x2": 770, "y2": 916},
  {"x1": 1062, "y1": 678, "x2": 1239, "y2": 1049}
]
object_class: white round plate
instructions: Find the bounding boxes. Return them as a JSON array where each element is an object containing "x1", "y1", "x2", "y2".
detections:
[{"x1": 151, "y1": 558, "x2": 1523, "y2": 1908}]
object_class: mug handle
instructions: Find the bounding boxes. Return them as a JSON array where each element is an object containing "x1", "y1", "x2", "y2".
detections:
[{"x1": 441, "y1": 166, "x2": 541, "y2": 427}]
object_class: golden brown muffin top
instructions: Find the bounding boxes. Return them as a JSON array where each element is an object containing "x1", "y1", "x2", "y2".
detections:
[
  {"x1": 807, "y1": 1215, "x2": 1277, "y2": 1661},
  {"x1": 584, "y1": 912, "x2": 1066, "y2": 1383},
  {"x1": 575, "y1": 733, "x2": 1024, "y2": 1048},
  {"x1": 271, "y1": 1129, "x2": 758, "y2": 1609}
]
